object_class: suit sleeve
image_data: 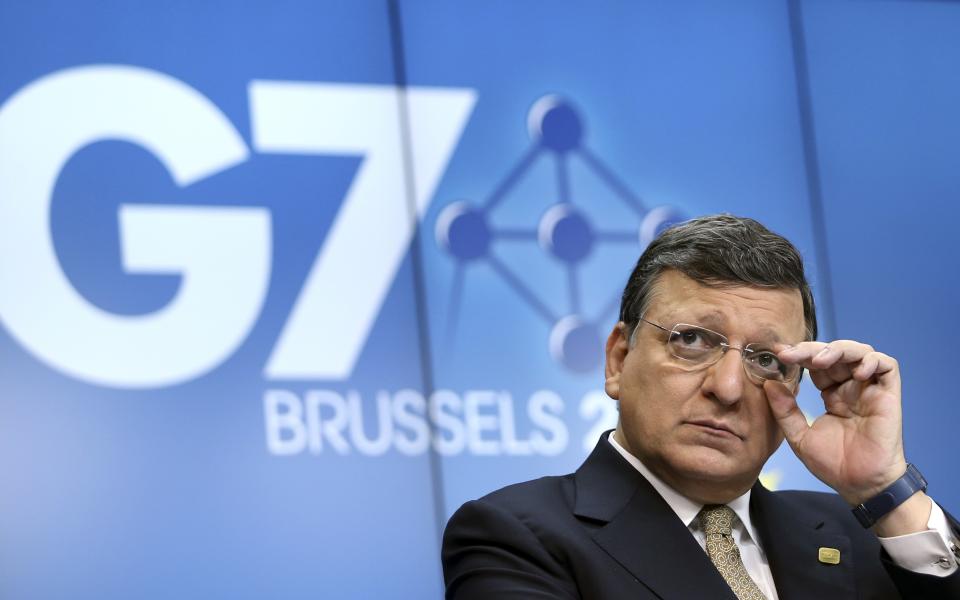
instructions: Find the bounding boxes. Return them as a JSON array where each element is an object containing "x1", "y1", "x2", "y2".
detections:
[
  {"x1": 441, "y1": 499, "x2": 580, "y2": 600},
  {"x1": 881, "y1": 508, "x2": 960, "y2": 599}
]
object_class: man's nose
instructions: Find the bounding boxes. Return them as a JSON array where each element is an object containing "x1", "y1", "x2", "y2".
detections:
[{"x1": 701, "y1": 348, "x2": 747, "y2": 405}]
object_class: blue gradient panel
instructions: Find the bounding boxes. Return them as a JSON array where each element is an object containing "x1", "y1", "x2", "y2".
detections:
[
  {"x1": 0, "y1": 1, "x2": 442, "y2": 599},
  {"x1": 398, "y1": 0, "x2": 834, "y2": 521},
  {"x1": 800, "y1": 0, "x2": 960, "y2": 509},
  {"x1": 1, "y1": 1, "x2": 957, "y2": 598}
]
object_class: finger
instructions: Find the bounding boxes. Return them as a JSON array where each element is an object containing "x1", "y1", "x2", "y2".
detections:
[
  {"x1": 853, "y1": 352, "x2": 880, "y2": 381},
  {"x1": 809, "y1": 344, "x2": 844, "y2": 370},
  {"x1": 781, "y1": 342, "x2": 889, "y2": 391},
  {"x1": 808, "y1": 368, "x2": 841, "y2": 391},
  {"x1": 847, "y1": 351, "x2": 898, "y2": 382},
  {"x1": 871, "y1": 351, "x2": 898, "y2": 376},
  {"x1": 809, "y1": 341, "x2": 876, "y2": 371},
  {"x1": 825, "y1": 361, "x2": 853, "y2": 384},
  {"x1": 780, "y1": 340, "x2": 875, "y2": 371},
  {"x1": 777, "y1": 341, "x2": 829, "y2": 365},
  {"x1": 806, "y1": 356, "x2": 854, "y2": 386},
  {"x1": 763, "y1": 380, "x2": 809, "y2": 448}
]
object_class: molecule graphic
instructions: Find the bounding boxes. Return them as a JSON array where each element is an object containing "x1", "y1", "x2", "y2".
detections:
[{"x1": 436, "y1": 95, "x2": 686, "y2": 373}]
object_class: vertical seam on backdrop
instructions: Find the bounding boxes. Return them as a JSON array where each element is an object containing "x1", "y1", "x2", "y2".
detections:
[
  {"x1": 787, "y1": 0, "x2": 838, "y2": 340},
  {"x1": 386, "y1": 0, "x2": 449, "y2": 554}
]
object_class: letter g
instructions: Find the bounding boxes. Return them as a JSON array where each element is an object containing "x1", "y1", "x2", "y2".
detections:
[{"x1": 0, "y1": 65, "x2": 271, "y2": 388}]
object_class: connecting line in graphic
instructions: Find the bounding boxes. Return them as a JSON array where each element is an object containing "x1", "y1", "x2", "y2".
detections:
[
  {"x1": 567, "y1": 266, "x2": 580, "y2": 314},
  {"x1": 444, "y1": 265, "x2": 466, "y2": 349},
  {"x1": 594, "y1": 230, "x2": 639, "y2": 242},
  {"x1": 482, "y1": 145, "x2": 542, "y2": 212},
  {"x1": 577, "y1": 147, "x2": 647, "y2": 216},
  {"x1": 493, "y1": 228, "x2": 538, "y2": 241},
  {"x1": 556, "y1": 153, "x2": 571, "y2": 205},
  {"x1": 436, "y1": 94, "x2": 688, "y2": 372},
  {"x1": 487, "y1": 254, "x2": 558, "y2": 324}
]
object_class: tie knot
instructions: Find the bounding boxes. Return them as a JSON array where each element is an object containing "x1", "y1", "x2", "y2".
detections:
[{"x1": 698, "y1": 504, "x2": 736, "y2": 536}]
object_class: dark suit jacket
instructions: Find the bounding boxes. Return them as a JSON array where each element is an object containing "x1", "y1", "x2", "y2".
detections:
[{"x1": 442, "y1": 432, "x2": 960, "y2": 599}]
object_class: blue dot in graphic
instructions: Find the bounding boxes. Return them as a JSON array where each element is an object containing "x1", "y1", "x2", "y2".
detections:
[
  {"x1": 539, "y1": 203, "x2": 593, "y2": 263},
  {"x1": 527, "y1": 95, "x2": 583, "y2": 153},
  {"x1": 550, "y1": 316, "x2": 602, "y2": 373},
  {"x1": 639, "y1": 205, "x2": 688, "y2": 249},
  {"x1": 436, "y1": 201, "x2": 490, "y2": 261}
]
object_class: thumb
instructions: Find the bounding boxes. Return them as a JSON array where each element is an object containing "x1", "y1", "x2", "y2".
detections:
[{"x1": 763, "y1": 379, "x2": 809, "y2": 450}]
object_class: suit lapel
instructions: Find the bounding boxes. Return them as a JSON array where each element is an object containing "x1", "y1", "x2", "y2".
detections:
[
  {"x1": 573, "y1": 434, "x2": 737, "y2": 600},
  {"x1": 751, "y1": 483, "x2": 856, "y2": 600}
]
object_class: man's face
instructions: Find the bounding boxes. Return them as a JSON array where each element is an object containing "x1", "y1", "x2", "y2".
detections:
[{"x1": 605, "y1": 269, "x2": 807, "y2": 503}]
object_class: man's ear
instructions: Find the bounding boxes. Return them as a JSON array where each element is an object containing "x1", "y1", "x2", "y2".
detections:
[{"x1": 605, "y1": 322, "x2": 630, "y2": 400}]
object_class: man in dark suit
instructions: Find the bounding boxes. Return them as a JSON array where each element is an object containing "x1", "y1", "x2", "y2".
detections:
[{"x1": 442, "y1": 215, "x2": 960, "y2": 599}]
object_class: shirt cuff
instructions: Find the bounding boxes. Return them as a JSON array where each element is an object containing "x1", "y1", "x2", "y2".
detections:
[{"x1": 878, "y1": 501, "x2": 959, "y2": 577}]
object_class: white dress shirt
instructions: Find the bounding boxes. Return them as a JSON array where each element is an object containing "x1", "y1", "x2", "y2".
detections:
[{"x1": 608, "y1": 434, "x2": 958, "y2": 599}]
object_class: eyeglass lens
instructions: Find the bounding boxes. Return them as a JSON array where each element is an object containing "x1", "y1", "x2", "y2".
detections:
[{"x1": 666, "y1": 324, "x2": 799, "y2": 383}]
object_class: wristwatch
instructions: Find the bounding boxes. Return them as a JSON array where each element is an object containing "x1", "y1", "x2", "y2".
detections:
[{"x1": 852, "y1": 463, "x2": 927, "y2": 528}]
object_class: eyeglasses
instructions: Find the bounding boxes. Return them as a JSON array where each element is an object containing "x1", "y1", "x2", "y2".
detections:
[{"x1": 634, "y1": 317, "x2": 801, "y2": 385}]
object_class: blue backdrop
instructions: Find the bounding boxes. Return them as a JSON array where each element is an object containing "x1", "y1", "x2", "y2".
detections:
[{"x1": 0, "y1": 1, "x2": 957, "y2": 598}]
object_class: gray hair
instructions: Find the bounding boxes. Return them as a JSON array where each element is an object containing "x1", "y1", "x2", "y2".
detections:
[{"x1": 619, "y1": 214, "x2": 817, "y2": 341}]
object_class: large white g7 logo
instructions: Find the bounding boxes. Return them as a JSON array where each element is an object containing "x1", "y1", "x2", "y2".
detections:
[{"x1": 0, "y1": 65, "x2": 475, "y2": 388}]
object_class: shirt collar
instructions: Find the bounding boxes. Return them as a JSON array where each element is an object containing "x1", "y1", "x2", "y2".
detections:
[{"x1": 607, "y1": 432, "x2": 762, "y2": 547}]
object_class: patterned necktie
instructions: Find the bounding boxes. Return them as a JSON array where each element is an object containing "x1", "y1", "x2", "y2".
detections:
[{"x1": 698, "y1": 504, "x2": 767, "y2": 600}]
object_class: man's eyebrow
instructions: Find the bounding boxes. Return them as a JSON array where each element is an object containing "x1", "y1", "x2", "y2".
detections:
[
  {"x1": 674, "y1": 312, "x2": 786, "y2": 343},
  {"x1": 752, "y1": 327, "x2": 783, "y2": 343},
  {"x1": 683, "y1": 311, "x2": 726, "y2": 328}
]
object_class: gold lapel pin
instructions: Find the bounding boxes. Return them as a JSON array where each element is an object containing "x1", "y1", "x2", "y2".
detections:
[{"x1": 818, "y1": 547, "x2": 841, "y2": 565}]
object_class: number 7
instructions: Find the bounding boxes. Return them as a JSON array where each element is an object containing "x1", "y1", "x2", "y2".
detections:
[{"x1": 251, "y1": 81, "x2": 476, "y2": 380}]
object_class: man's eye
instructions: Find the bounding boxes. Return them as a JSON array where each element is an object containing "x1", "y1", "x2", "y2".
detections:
[
  {"x1": 672, "y1": 328, "x2": 712, "y2": 348},
  {"x1": 753, "y1": 352, "x2": 785, "y2": 374}
]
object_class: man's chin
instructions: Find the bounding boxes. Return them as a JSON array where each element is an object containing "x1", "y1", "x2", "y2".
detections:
[
  {"x1": 663, "y1": 466, "x2": 759, "y2": 503},
  {"x1": 665, "y1": 447, "x2": 762, "y2": 489}
]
